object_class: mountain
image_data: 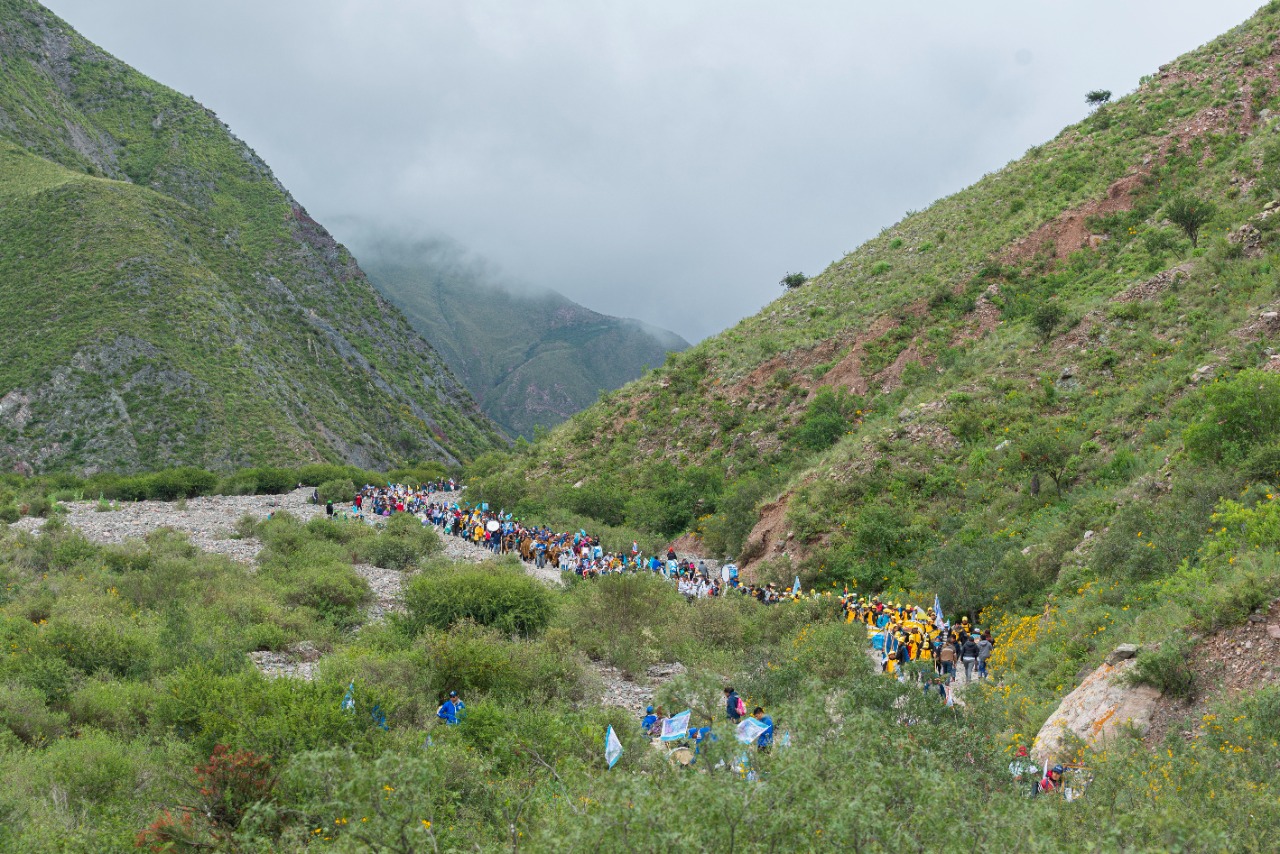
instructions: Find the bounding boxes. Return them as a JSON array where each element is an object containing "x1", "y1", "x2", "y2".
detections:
[
  {"x1": 0, "y1": 0, "x2": 504, "y2": 473},
  {"x1": 473, "y1": 3, "x2": 1280, "y2": 696},
  {"x1": 353, "y1": 236, "x2": 689, "y2": 438}
]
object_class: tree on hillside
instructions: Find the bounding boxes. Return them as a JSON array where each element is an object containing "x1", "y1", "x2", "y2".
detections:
[
  {"x1": 1014, "y1": 430, "x2": 1086, "y2": 497},
  {"x1": 1164, "y1": 195, "x2": 1217, "y2": 248},
  {"x1": 1030, "y1": 298, "x2": 1065, "y2": 340},
  {"x1": 780, "y1": 272, "x2": 808, "y2": 289},
  {"x1": 1086, "y1": 89, "x2": 1112, "y2": 108}
]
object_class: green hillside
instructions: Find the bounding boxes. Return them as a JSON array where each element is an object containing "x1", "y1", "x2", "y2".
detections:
[
  {"x1": 356, "y1": 237, "x2": 689, "y2": 438},
  {"x1": 0, "y1": 0, "x2": 504, "y2": 472},
  {"x1": 472, "y1": 2, "x2": 1280, "y2": 709},
  {"x1": 10, "y1": 7, "x2": 1280, "y2": 852}
]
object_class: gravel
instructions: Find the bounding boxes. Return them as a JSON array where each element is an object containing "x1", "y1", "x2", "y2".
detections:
[{"x1": 8, "y1": 488, "x2": 324, "y2": 562}]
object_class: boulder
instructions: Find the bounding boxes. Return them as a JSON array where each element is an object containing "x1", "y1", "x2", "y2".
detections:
[
  {"x1": 1106, "y1": 643, "x2": 1139, "y2": 665},
  {"x1": 1031, "y1": 656, "x2": 1159, "y2": 764}
]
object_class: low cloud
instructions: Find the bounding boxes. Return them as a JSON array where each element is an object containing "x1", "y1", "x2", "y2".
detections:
[{"x1": 46, "y1": 0, "x2": 1261, "y2": 340}]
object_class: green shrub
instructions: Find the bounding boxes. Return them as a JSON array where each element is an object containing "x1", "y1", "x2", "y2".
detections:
[
  {"x1": 1128, "y1": 640, "x2": 1196, "y2": 699},
  {"x1": 354, "y1": 514, "x2": 440, "y2": 569},
  {"x1": 155, "y1": 665, "x2": 374, "y2": 757},
  {"x1": 1184, "y1": 370, "x2": 1280, "y2": 465},
  {"x1": 316, "y1": 478, "x2": 355, "y2": 504},
  {"x1": 0, "y1": 683, "x2": 68, "y2": 744},
  {"x1": 144, "y1": 467, "x2": 218, "y2": 500},
  {"x1": 555, "y1": 573, "x2": 685, "y2": 674},
  {"x1": 793, "y1": 386, "x2": 861, "y2": 452},
  {"x1": 403, "y1": 564, "x2": 553, "y2": 637}
]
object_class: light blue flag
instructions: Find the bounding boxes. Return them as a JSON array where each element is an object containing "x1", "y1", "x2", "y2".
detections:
[
  {"x1": 605, "y1": 725, "x2": 624, "y2": 769},
  {"x1": 660, "y1": 710, "x2": 692, "y2": 742},
  {"x1": 792, "y1": 576, "x2": 801, "y2": 596},
  {"x1": 371, "y1": 704, "x2": 388, "y2": 731},
  {"x1": 735, "y1": 717, "x2": 770, "y2": 745},
  {"x1": 341, "y1": 681, "x2": 355, "y2": 713},
  {"x1": 934, "y1": 594, "x2": 945, "y2": 629}
]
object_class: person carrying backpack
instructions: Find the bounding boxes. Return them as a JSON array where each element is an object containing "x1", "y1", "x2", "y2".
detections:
[{"x1": 724, "y1": 687, "x2": 745, "y2": 723}]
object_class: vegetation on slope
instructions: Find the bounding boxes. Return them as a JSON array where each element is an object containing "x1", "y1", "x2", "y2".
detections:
[
  {"x1": 0, "y1": 1, "x2": 504, "y2": 472},
  {"x1": 355, "y1": 236, "x2": 689, "y2": 439},
  {"x1": 475, "y1": 3, "x2": 1280, "y2": 598},
  {"x1": 452, "y1": 0, "x2": 1280, "y2": 768},
  {"x1": 3, "y1": 511, "x2": 1280, "y2": 850}
]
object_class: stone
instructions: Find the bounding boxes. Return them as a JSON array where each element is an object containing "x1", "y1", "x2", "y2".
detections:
[
  {"x1": 1262, "y1": 311, "x2": 1279, "y2": 322},
  {"x1": 1032, "y1": 656, "x2": 1160, "y2": 764},
  {"x1": 995, "y1": 440, "x2": 1010, "y2": 452},
  {"x1": 1267, "y1": 624, "x2": 1280, "y2": 640},
  {"x1": 1106, "y1": 643, "x2": 1139, "y2": 665}
]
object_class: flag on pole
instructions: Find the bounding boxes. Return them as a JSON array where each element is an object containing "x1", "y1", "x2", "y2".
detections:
[
  {"x1": 660, "y1": 709, "x2": 692, "y2": 742},
  {"x1": 341, "y1": 681, "x2": 355, "y2": 713},
  {"x1": 933, "y1": 594, "x2": 945, "y2": 629},
  {"x1": 735, "y1": 717, "x2": 770, "y2": 745},
  {"x1": 792, "y1": 576, "x2": 801, "y2": 596},
  {"x1": 605, "y1": 725, "x2": 624, "y2": 768}
]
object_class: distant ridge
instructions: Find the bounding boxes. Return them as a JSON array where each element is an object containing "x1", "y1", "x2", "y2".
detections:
[{"x1": 353, "y1": 235, "x2": 690, "y2": 439}]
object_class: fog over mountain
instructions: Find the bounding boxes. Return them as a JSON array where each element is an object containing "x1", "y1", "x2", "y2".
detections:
[{"x1": 44, "y1": 0, "x2": 1261, "y2": 341}]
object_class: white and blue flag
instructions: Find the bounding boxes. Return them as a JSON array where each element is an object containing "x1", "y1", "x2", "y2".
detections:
[
  {"x1": 605, "y1": 726, "x2": 624, "y2": 769},
  {"x1": 660, "y1": 709, "x2": 692, "y2": 742},
  {"x1": 735, "y1": 717, "x2": 770, "y2": 745},
  {"x1": 792, "y1": 576, "x2": 801, "y2": 596},
  {"x1": 341, "y1": 681, "x2": 355, "y2": 713}
]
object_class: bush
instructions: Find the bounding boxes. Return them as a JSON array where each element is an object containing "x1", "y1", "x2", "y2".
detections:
[
  {"x1": 144, "y1": 467, "x2": 218, "y2": 500},
  {"x1": 1128, "y1": 640, "x2": 1195, "y2": 700},
  {"x1": 793, "y1": 387, "x2": 861, "y2": 452},
  {"x1": 0, "y1": 683, "x2": 68, "y2": 744},
  {"x1": 1164, "y1": 195, "x2": 1216, "y2": 247},
  {"x1": 403, "y1": 564, "x2": 554, "y2": 637},
  {"x1": 1185, "y1": 370, "x2": 1280, "y2": 465},
  {"x1": 555, "y1": 573, "x2": 685, "y2": 674},
  {"x1": 316, "y1": 478, "x2": 355, "y2": 504}
]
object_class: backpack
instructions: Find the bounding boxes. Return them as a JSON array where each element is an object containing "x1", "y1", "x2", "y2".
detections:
[{"x1": 735, "y1": 696, "x2": 746, "y2": 717}]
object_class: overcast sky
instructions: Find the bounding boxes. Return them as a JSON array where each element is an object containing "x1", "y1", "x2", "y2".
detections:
[{"x1": 45, "y1": 1, "x2": 1263, "y2": 342}]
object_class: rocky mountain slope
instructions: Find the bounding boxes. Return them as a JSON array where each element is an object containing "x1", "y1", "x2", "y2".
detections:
[
  {"x1": 354, "y1": 236, "x2": 688, "y2": 439},
  {"x1": 473, "y1": 3, "x2": 1280, "y2": 703},
  {"x1": 0, "y1": 0, "x2": 505, "y2": 473}
]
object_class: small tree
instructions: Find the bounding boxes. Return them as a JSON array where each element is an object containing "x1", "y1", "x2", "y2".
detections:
[
  {"x1": 1164, "y1": 196, "x2": 1216, "y2": 247},
  {"x1": 1086, "y1": 89, "x2": 1112, "y2": 108},
  {"x1": 1016, "y1": 431, "x2": 1084, "y2": 497},
  {"x1": 780, "y1": 272, "x2": 808, "y2": 289},
  {"x1": 1030, "y1": 299, "x2": 1065, "y2": 340}
]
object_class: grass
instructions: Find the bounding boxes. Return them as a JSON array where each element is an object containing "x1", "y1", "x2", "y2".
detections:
[{"x1": 0, "y1": 2, "x2": 505, "y2": 473}]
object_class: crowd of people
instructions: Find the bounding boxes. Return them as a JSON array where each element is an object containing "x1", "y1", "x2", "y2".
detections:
[
  {"x1": 347, "y1": 484, "x2": 835, "y2": 604},
  {"x1": 843, "y1": 596, "x2": 994, "y2": 685}
]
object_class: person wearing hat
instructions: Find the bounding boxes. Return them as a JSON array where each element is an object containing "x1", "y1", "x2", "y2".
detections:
[
  {"x1": 1009, "y1": 746, "x2": 1039, "y2": 782},
  {"x1": 436, "y1": 690, "x2": 466, "y2": 725},
  {"x1": 1038, "y1": 764, "x2": 1065, "y2": 795},
  {"x1": 641, "y1": 705, "x2": 658, "y2": 731}
]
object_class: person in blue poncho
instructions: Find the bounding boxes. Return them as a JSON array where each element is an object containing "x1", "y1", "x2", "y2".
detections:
[
  {"x1": 436, "y1": 690, "x2": 465, "y2": 725},
  {"x1": 640, "y1": 705, "x2": 657, "y2": 731},
  {"x1": 752, "y1": 706, "x2": 774, "y2": 752}
]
